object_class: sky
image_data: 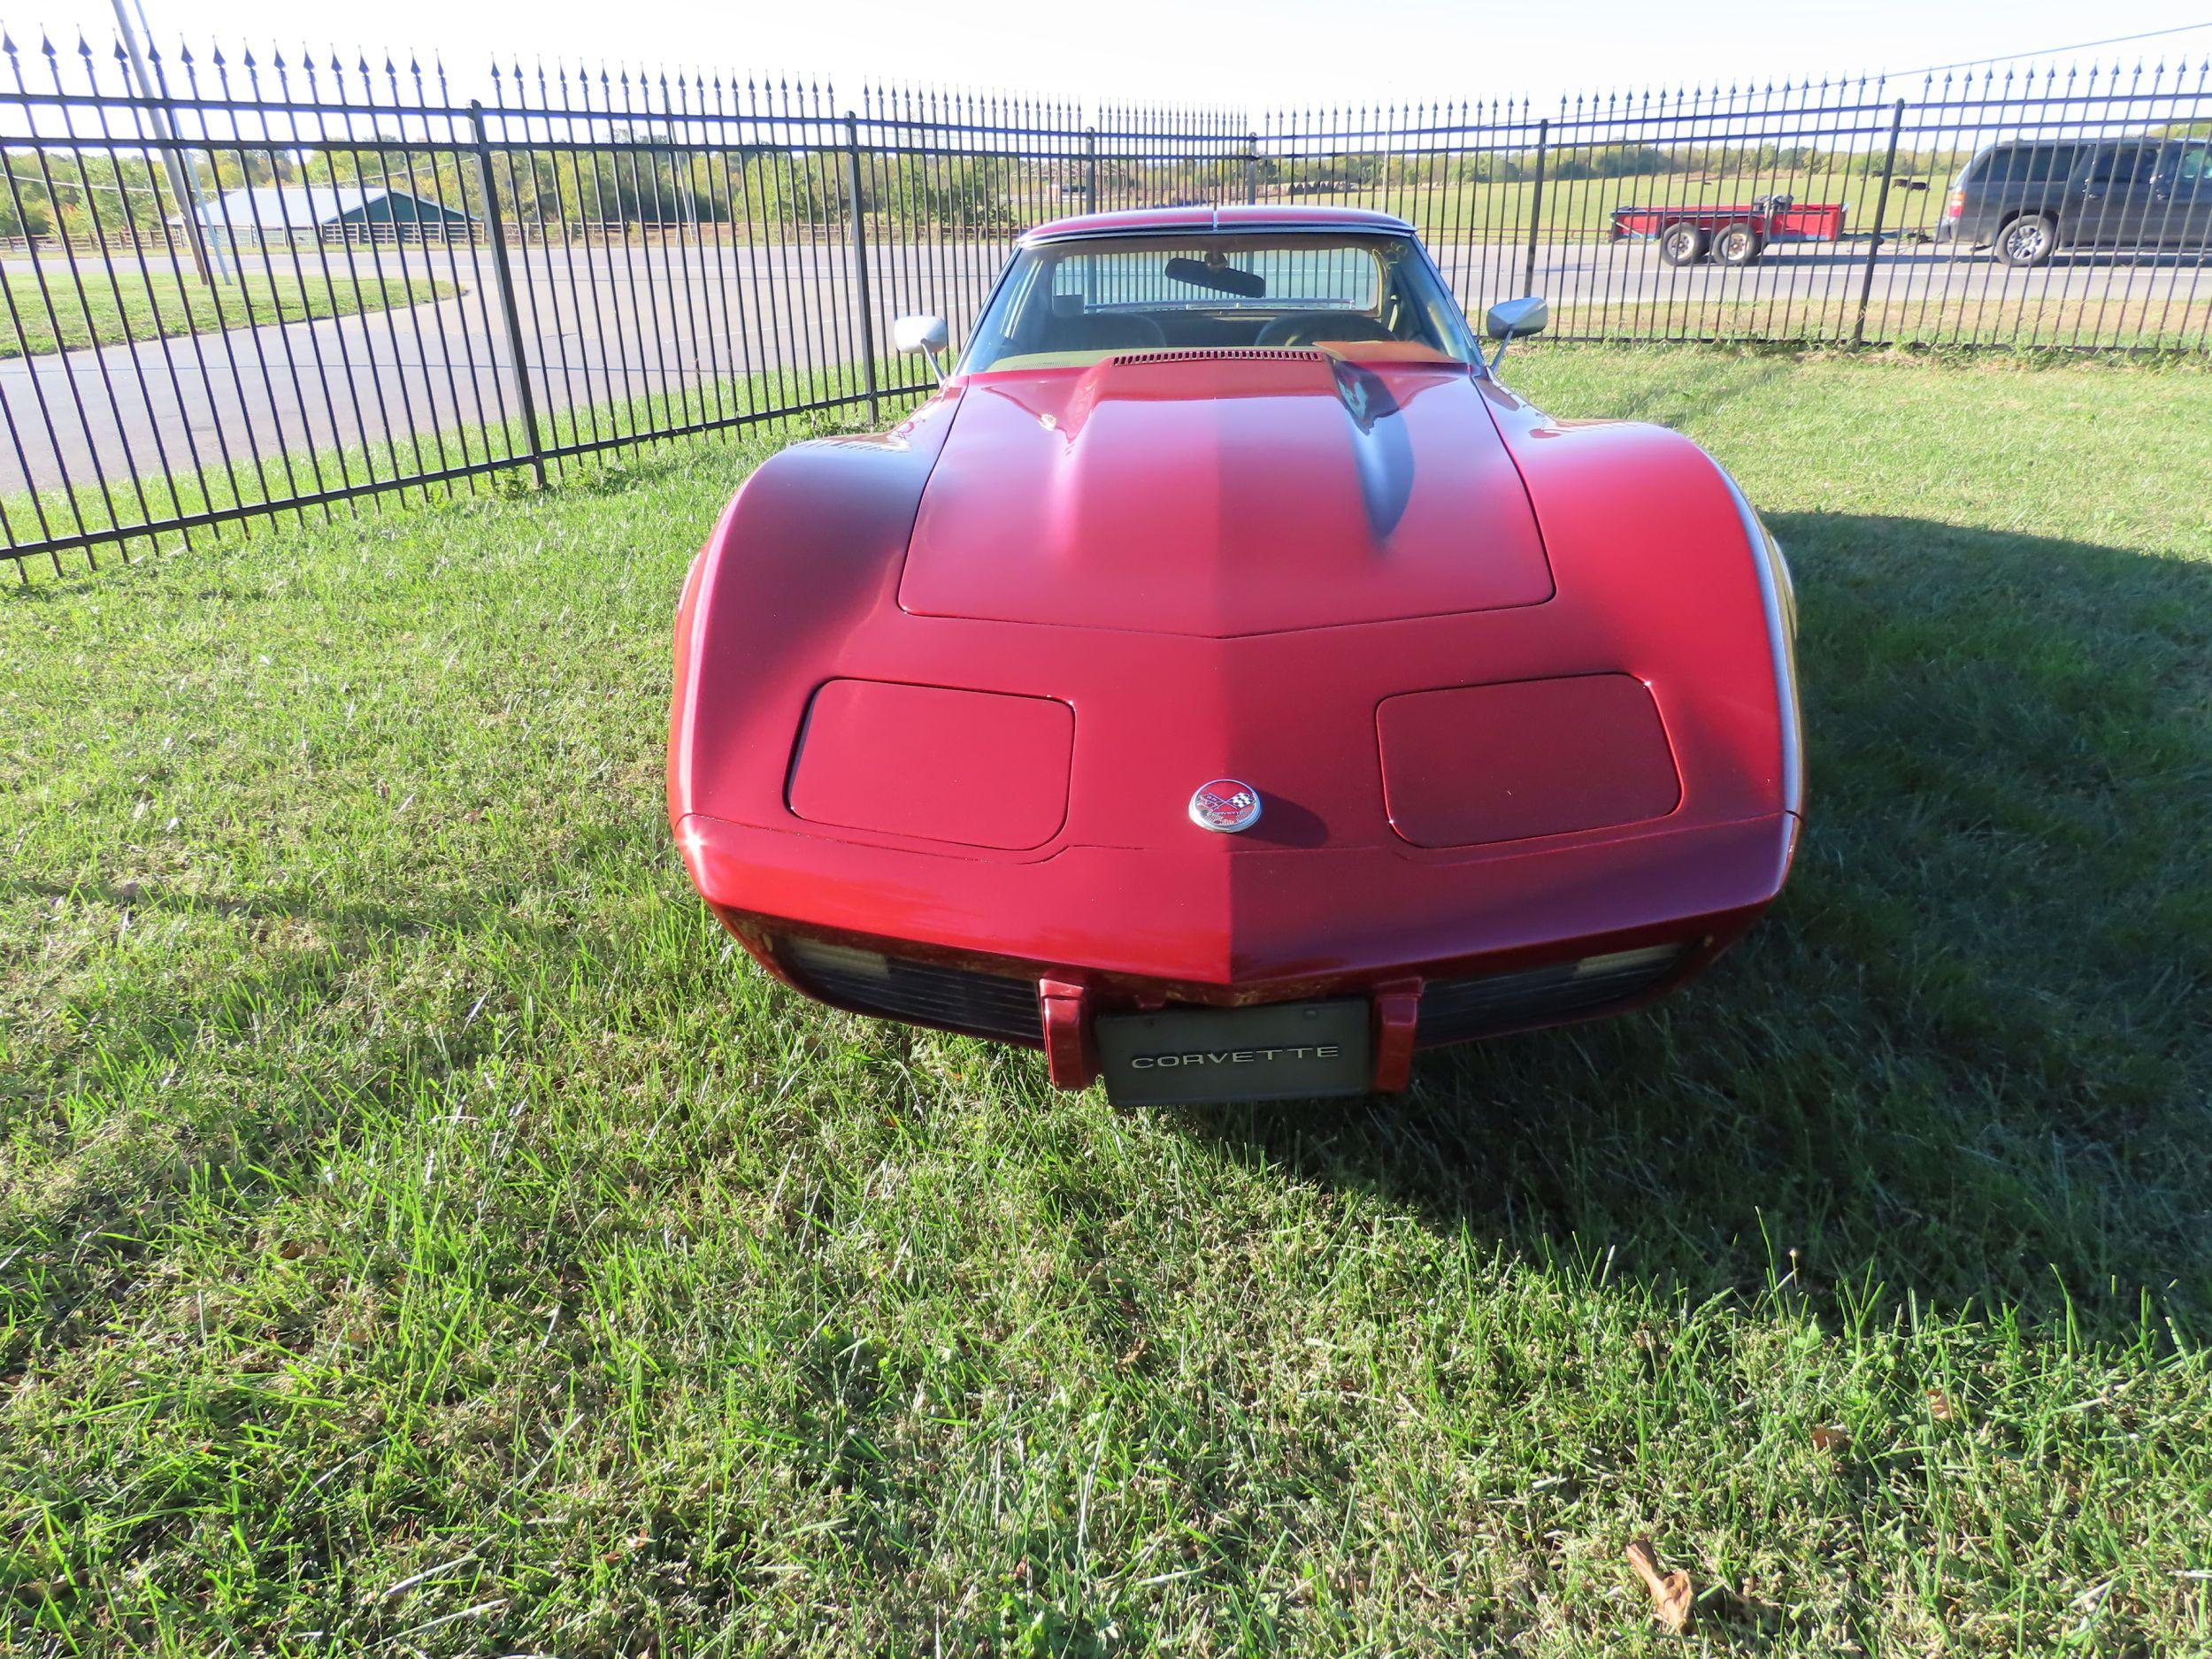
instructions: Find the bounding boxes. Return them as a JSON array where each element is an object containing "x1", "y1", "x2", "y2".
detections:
[{"x1": 12, "y1": 0, "x2": 2212, "y2": 115}]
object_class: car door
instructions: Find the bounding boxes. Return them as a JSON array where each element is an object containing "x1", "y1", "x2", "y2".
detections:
[
  {"x1": 2073, "y1": 142, "x2": 2160, "y2": 249},
  {"x1": 2146, "y1": 142, "x2": 2212, "y2": 250}
]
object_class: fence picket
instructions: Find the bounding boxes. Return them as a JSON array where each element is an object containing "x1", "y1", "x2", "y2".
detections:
[{"x1": 4, "y1": 35, "x2": 2209, "y2": 575}]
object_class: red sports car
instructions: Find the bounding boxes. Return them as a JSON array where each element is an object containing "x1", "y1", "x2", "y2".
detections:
[{"x1": 670, "y1": 206, "x2": 1802, "y2": 1104}]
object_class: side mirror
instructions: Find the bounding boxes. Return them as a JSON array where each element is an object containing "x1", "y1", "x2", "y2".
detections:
[
  {"x1": 1482, "y1": 296, "x2": 1548, "y2": 369},
  {"x1": 1485, "y1": 296, "x2": 1548, "y2": 339},
  {"x1": 893, "y1": 313, "x2": 949, "y2": 380}
]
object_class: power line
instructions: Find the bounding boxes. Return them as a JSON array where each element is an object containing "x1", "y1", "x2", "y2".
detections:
[
  {"x1": 1884, "y1": 20, "x2": 2212, "y2": 81},
  {"x1": 5, "y1": 165, "x2": 134, "y2": 194}
]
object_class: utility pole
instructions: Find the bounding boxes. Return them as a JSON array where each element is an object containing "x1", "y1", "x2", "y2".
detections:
[{"x1": 111, "y1": 0, "x2": 225, "y2": 282}]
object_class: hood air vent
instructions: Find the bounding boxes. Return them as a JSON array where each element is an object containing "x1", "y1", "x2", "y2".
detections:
[{"x1": 1110, "y1": 348, "x2": 1325, "y2": 366}]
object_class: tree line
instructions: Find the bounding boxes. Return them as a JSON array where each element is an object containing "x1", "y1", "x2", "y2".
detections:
[{"x1": 16, "y1": 127, "x2": 2188, "y2": 246}]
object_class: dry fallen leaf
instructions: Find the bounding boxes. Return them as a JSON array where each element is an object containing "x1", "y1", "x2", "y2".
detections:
[
  {"x1": 1927, "y1": 1389, "x2": 1954, "y2": 1421},
  {"x1": 1627, "y1": 1537, "x2": 1695, "y2": 1634},
  {"x1": 1810, "y1": 1425, "x2": 1851, "y2": 1454}
]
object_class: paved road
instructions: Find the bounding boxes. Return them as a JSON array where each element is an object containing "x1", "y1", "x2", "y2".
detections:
[{"x1": 4, "y1": 237, "x2": 2208, "y2": 504}]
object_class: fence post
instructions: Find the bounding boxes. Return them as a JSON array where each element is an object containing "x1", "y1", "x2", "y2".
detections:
[
  {"x1": 1851, "y1": 99, "x2": 1908, "y2": 348},
  {"x1": 843, "y1": 112, "x2": 881, "y2": 426},
  {"x1": 1521, "y1": 116, "x2": 1548, "y2": 296},
  {"x1": 468, "y1": 100, "x2": 546, "y2": 488},
  {"x1": 1085, "y1": 128, "x2": 1099, "y2": 211},
  {"x1": 1245, "y1": 133, "x2": 1258, "y2": 204}
]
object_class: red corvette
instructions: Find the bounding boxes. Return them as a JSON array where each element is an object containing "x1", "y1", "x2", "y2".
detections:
[{"x1": 670, "y1": 206, "x2": 1802, "y2": 1104}]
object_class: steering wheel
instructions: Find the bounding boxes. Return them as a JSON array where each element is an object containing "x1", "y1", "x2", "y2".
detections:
[{"x1": 1254, "y1": 311, "x2": 1396, "y2": 348}]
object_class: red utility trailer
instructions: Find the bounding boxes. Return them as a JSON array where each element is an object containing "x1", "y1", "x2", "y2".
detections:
[{"x1": 1609, "y1": 194, "x2": 1848, "y2": 265}]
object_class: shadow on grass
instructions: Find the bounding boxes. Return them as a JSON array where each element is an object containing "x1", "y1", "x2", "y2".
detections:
[{"x1": 1174, "y1": 512, "x2": 2212, "y2": 1342}]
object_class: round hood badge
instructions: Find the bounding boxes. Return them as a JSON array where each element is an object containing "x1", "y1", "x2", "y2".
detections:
[{"x1": 1189, "y1": 779, "x2": 1263, "y2": 833}]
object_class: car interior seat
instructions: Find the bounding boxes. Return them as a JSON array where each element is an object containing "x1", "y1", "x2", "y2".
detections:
[{"x1": 1035, "y1": 290, "x2": 1169, "y2": 350}]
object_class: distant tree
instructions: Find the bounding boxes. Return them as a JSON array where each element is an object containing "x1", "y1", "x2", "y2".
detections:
[
  {"x1": 1453, "y1": 155, "x2": 1527, "y2": 183},
  {"x1": 1592, "y1": 144, "x2": 1671, "y2": 177},
  {"x1": 0, "y1": 160, "x2": 54, "y2": 239}
]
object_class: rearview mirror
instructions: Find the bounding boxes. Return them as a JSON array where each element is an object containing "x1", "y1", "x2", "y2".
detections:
[
  {"x1": 1482, "y1": 295, "x2": 1548, "y2": 369},
  {"x1": 1164, "y1": 256, "x2": 1268, "y2": 299},
  {"x1": 893, "y1": 313, "x2": 949, "y2": 380}
]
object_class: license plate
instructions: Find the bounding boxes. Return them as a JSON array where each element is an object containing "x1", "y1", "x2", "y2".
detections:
[{"x1": 1095, "y1": 999, "x2": 1371, "y2": 1105}]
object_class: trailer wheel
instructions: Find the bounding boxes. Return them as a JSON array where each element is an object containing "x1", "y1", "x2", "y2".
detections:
[
  {"x1": 1658, "y1": 223, "x2": 1709, "y2": 266},
  {"x1": 1714, "y1": 221, "x2": 1763, "y2": 265}
]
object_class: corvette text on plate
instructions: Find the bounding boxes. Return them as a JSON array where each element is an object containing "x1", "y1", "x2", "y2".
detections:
[{"x1": 1127, "y1": 1044, "x2": 1345, "y2": 1070}]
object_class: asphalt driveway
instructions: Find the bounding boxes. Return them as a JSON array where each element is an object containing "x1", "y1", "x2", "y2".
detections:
[{"x1": 4, "y1": 237, "x2": 2207, "y2": 499}]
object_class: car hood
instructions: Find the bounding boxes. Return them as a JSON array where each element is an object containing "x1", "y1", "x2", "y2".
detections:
[{"x1": 897, "y1": 350, "x2": 1555, "y2": 637}]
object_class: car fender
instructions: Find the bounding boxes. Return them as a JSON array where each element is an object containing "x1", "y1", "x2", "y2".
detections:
[
  {"x1": 1479, "y1": 380, "x2": 1803, "y2": 820},
  {"x1": 668, "y1": 390, "x2": 963, "y2": 831}
]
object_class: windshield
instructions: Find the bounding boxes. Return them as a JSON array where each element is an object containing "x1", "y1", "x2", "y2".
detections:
[{"x1": 960, "y1": 232, "x2": 1477, "y2": 373}]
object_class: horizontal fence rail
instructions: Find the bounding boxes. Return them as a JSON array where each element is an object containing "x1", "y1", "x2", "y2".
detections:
[{"x1": 2, "y1": 30, "x2": 2208, "y2": 576}]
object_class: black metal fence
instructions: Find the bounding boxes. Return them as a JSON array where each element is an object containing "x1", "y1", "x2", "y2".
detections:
[{"x1": 4, "y1": 32, "x2": 2209, "y2": 577}]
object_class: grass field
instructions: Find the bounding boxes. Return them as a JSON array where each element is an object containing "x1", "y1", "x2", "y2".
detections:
[
  {"x1": 1250, "y1": 165, "x2": 1955, "y2": 244},
  {"x1": 0, "y1": 267, "x2": 460, "y2": 360},
  {"x1": 4, "y1": 347, "x2": 2211, "y2": 1655},
  {"x1": 1537, "y1": 291, "x2": 2212, "y2": 351}
]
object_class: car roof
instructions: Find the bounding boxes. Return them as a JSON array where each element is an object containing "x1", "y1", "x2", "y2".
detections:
[
  {"x1": 1021, "y1": 204, "x2": 1417, "y2": 244},
  {"x1": 1982, "y1": 134, "x2": 2149, "y2": 150}
]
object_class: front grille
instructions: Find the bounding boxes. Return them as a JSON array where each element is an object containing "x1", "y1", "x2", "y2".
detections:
[
  {"x1": 1111, "y1": 348, "x2": 1324, "y2": 365},
  {"x1": 1415, "y1": 946, "x2": 1686, "y2": 1048},
  {"x1": 780, "y1": 938, "x2": 1042, "y2": 1043}
]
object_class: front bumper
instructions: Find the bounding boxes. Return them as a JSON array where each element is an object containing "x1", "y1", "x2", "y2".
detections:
[{"x1": 676, "y1": 807, "x2": 1800, "y2": 1091}]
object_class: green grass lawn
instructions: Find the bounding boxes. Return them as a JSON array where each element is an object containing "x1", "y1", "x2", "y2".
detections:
[
  {"x1": 1252, "y1": 165, "x2": 1955, "y2": 244},
  {"x1": 1541, "y1": 292, "x2": 2212, "y2": 350},
  {"x1": 4, "y1": 347, "x2": 2211, "y2": 1655},
  {"x1": 0, "y1": 266, "x2": 460, "y2": 359}
]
